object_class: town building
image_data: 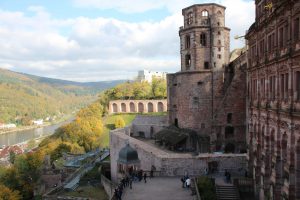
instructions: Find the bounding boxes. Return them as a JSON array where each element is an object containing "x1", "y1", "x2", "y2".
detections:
[
  {"x1": 246, "y1": 0, "x2": 300, "y2": 199},
  {"x1": 167, "y1": 3, "x2": 247, "y2": 153},
  {"x1": 136, "y1": 70, "x2": 167, "y2": 83}
]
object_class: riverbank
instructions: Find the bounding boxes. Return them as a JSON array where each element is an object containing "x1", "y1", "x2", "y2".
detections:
[
  {"x1": 0, "y1": 115, "x2": 75, "y2": 136},
  {"x1": 0, "y1": 123, "x2": 51, "y2": 135}
]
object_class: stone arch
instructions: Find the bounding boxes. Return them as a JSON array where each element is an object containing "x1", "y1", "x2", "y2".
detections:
[
  {"x1": 138, "y1": 102, "x2": 144, "y2": 112},
  {"x1": 224, "y1": 143, "x2": 235, "y2": 153},
  {"x1": 217, "y1": 10, "x2": 222, "y2": 16},
  {"x1": 148, "y1": 102, "x2": 154, "y2": 112},
  {"x1": 113, "y1": 103, "x2": 118, "y2": 113},
  {"x1": 130, "y1": 102, "x2": 135, "y2": 112},
  {"x1": 121, "y1": 103, "x2": 126, "y2": 112},
  {"x1": 202, "y1": 10, "x2": 209, "y2": 17},
  {"x1": 157, "y1": 102, "x2": 164, "y2": 112}
]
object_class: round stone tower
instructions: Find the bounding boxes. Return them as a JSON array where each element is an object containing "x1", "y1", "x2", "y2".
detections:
[
  {"x1": 167, "y1": 3, "x2": 232, "y2": 152},
  {"x1": 179, "y1": 3, "x2": 230, "y2": 71}
]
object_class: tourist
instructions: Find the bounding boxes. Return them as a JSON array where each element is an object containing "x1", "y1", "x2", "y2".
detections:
[
  {"x1": 181, "y1": 177, "x2": 185, "y2": 188},
  {"x1": 143, "y1": 172, "x2": 147, "y2": 183},
  {"x1": 204, "y1": 168, "x2": 208, "y2": 176},
  {"x1": 129, "y1": 177, "x2": 133, "y2": 189},
  {"x1": 185, "y1": 177, "x2": 191, "y2": 188},
  {"x1": 150, "y1": 169, "x2": 154, "y2": 178}
]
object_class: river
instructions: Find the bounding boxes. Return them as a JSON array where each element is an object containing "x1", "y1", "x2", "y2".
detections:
[{"x1": 0, "y1": 119, "x2": 74, "y2": 147}]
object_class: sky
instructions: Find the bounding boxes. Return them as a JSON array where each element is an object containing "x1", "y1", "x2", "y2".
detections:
[{"x1": 0, "y1": 0, "x2": 255, "y2": 82}]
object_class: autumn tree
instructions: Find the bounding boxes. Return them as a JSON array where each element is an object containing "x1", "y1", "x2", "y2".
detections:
[
  {"x1": 114, "y1": 116, "x2": 125, "y2": 129},
  {"x1": 0, "y1": 184, "x2": 21, "y2": 200}
]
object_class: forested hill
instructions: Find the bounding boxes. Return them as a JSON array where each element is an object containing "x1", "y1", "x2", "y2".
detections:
[{"x1": 0, "y1": 68, "x2": 124, "y2": 123}]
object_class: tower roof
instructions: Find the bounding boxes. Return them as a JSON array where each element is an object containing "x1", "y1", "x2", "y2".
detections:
[{"x1": 117, "y1": 143, "x2": 140, "y2": 165}]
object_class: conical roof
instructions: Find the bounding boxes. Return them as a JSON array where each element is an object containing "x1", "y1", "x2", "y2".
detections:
[{"x1": 118, "y1": 143, "x2": 140, "y2": 165}]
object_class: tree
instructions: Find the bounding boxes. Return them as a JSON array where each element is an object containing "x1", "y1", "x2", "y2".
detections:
[
  {"x1": 9, "y1": 151, "x2": 16, "y2": 164},
  {"x1": 0, "y1": 184, "x2": 21, "y2": 200},
  {"x1": 151, "y1": 77, "x2": 167, "y2": 99},
  {"x1": 114, "y1": 116, "x2": 125, "y2": 129}
]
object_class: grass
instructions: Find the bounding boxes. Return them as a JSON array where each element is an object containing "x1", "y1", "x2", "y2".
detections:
[
  {"x1": 61, "y1": 185, "x2": 108, "y2": 200},
  {"x1": 99, "y1": 112, "x2": 167, "y2": 148},
  {"x1": 99, "y1": 114, "x2": 137, "y2": 148}
]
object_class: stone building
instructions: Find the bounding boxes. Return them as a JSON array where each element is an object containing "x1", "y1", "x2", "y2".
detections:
[
  {"x1": 167, "y1": 3, "x2": 247, "y2": 153},
  {"x1": 136, "y1": 70, "x2": 167, "y2": 83},
  {"x1": 246, "y1": 0, "x2": 300, "y2": 199}
]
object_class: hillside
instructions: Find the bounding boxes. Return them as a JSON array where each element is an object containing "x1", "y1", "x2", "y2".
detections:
[{"x1": 0, "y1": 68, "x2": 124, "y2": 123}]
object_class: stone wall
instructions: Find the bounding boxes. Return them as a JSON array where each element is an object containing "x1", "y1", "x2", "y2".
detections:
[
  {"x1": 108, "y1": 99, "x2": 167, "y2": 114},
  {"x1": 110, "y1": 128, "x2": 247, "y2": 183},
  {"x1": 101, "y1": 174, "x2": 116, "y2": 199},
  {"x1": 131, "y1": 115, "x2": 168, "y2": 138}
]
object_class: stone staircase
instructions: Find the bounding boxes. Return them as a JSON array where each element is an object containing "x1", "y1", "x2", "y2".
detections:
[{"x1": 216, "y1": 185, "x2": 240, "y2": 200}]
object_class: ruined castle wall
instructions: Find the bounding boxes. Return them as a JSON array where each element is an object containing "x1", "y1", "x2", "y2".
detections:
[{"x1": 110, "y1": 129, "x2": 247, "y2": 183}]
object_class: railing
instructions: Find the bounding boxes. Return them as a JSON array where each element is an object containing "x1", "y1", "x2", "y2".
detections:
[{"x1": 192, "y1": 178, "x2": 201, "y2": 200}]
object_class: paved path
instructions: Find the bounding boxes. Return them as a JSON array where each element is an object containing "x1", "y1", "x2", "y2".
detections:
[{"x1": 122, "y1": 177, "x2": 195, "y2": 200}]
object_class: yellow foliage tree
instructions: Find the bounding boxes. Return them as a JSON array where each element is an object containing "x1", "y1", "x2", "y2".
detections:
[
  {"x1": 0, "y1": 184, "x2": 21, "y2": 200},
  {"x1": 114, "y1": 116, "x2": 125, "y2": 129}
]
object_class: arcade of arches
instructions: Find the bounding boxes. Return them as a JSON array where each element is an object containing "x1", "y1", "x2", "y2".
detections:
[{"x1": 109, "y1": 100, "x2": 167, "y2": 114}]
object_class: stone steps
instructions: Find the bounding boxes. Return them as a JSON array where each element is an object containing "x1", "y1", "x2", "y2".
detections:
[{"x1": 216, "y1": 185, "x2": 240, "y2": 200}]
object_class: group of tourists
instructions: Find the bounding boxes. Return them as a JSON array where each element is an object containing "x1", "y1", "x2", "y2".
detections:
[
  {"x1": 180, "y1": 175, "x2": 191, "y2": 188},
  {"x1": 114, "y1": 169, "x2": 151, "y2": 199}
]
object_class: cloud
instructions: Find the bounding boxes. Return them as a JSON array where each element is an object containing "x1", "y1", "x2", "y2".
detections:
[
  {"x1": 72, "y1": 0, "x2": 194, "y2": 14},
  {"x1": 0, "y1": 0, "x2": 255, "y2": 81}
]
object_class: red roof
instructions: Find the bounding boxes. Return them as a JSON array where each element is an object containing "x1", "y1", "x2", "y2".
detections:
[{"x1": 0, "y1": 145, "x2": 24, "y2": 158}]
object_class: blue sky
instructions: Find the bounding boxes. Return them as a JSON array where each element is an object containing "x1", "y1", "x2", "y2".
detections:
[{"x1": 0, "y1": 0, "x2": 255, "y2": 81}]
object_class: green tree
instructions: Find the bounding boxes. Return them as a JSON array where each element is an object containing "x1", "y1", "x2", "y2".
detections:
[
  {"x1": 114, "y1": 116, "x2": 125, "y2": 129},
  {"x1": 9, "y1": 151, "x2": 16, "y2": 164},
  {"x1": 151, "y1": 77, "x2": 167, "y2": 99}
]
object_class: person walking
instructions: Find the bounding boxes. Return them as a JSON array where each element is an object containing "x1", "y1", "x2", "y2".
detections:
[
  {"x1": 129, "y1": 177, "x2": 133, "y2": 189},
  {"x1": 143, "y1": 172, "x2": 147, "y2": 183},
  {"x1": 185, "y1": 177, "x2": 191, "y2": 188}
]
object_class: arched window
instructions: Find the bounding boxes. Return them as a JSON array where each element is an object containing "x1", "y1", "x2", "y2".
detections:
[
  {"x1": 130, "y1": 102, "x2": 135, "y2": 112},
  {"x1": 227, "y1": 113, "x2": 232, "y2": 124},
  {"x1": 112, "y1": 103, "x2": 118, "y2": 113},
  {"x1": 202, "y1": 10, "x2": 209, "y2": 17},
  {"x1": 185, "y1": 35, "x2": 191, "y2": 49},
  {"x1": 200, "y1": 33, "x2": 207, "y2": 46},
  {"x1": 138, "y1": 103, "x2": 144, "y2": 112},
  {"x1": 185, "y1": 54, "x2": 191, "y2": 70},
  {"x1": 157, "y1": 102, "x2": 164, "y2": 112},
  {"x1": 121, "y1": 103, "x2": 126, "y2": 112},
  {"x1": 187, "y1": 12, "x2": 193, "y2": 25},
  {"x1": 148, "y1": 102, "x2": 153, "y2": 112}
]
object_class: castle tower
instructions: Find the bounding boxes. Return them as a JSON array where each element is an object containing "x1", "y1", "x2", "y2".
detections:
[
  {"x1": 167, "y1": 3, "x2": 244, "y2": 153},
  {"x1": 180, "y1": 4, "x2": 230, "y2": 71}
]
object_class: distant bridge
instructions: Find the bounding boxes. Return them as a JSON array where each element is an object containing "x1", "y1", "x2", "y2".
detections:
[{"x1": 108, "y1": 100, "x2": 167, "y2": 114}]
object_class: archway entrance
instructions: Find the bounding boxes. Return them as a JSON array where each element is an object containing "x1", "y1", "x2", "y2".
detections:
[
  {"x1": 148, "y1": 102, "x2": 153, "y2": 112},
  {"x1": 113, "y1": 103, "x2": 118, "y2": 113},
  {"x1": 130, "y1": 102, "x2": 135, "y2": 112},
  {"x1": 138, "y1": 103, "x2": 144, "y2": 112},
  {"x1": 157, "y1": 102, "x2": 164, "y2": 112}
]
